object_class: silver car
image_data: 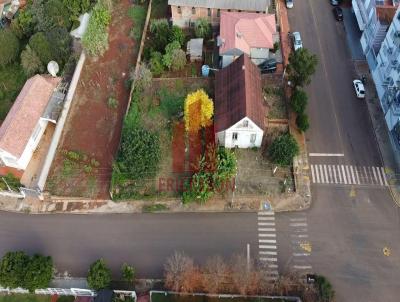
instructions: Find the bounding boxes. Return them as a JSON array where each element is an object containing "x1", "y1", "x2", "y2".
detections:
[{"x1": 292, "y1": 32, "x2": 303, "y2": 51}]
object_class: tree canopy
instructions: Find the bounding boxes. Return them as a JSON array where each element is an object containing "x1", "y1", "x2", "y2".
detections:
[
  {"x1": 0, "y1": 29, "x2": 20, "y2": 67},
  {"x1": 184, "y1": 89, "x2": 214, "y2": 133},
  {"x1": 287, "y1": 48, "x2": 318, "y2": 88},
  {"x1": 267, "y1": 133, "x2": 299, "y2": 166},
  {"x1": 87, "y1": 259, "x2": 112, "y2": 290}
]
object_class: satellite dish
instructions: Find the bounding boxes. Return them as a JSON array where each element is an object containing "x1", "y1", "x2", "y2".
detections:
[{"x1": 47, "y1": 61, "x2": 59, "y2": 77}]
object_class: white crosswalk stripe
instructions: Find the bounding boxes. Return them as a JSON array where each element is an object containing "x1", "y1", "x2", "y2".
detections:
[
  {"x1": 257, "y1": 211, "x2": 279, "y2": 280},
  {"x1": 310, "y1": 164, "x2": 388, "y2": 187}
]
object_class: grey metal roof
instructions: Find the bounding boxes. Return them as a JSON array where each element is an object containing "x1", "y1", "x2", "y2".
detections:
[{"x1": 168, "y1": 0, "x2": 270, "y2": 11}]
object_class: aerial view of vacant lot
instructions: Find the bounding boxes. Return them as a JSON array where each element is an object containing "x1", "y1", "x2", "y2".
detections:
[{"x1": 47, "y1": 0, "x2": 141, "y2": 198}]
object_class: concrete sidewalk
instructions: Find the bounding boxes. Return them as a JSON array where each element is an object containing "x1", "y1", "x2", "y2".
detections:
[{"x1": 354, "y1": 61, "x2": 400, "y2": 206}]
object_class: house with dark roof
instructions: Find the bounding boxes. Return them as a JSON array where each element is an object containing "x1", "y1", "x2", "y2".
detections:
[
  {"x1": 0, "y1": 75, "x2": 62, "y2": 172},
  {"x1": 218, "y1": 12, "x2": 277, "y2": 67},
  {"x1": 168, "y1": 0, "x2": 271, "y2": 27},
  {"x1": 214, "y1": 54, "x2": 266, "y2": 148}
]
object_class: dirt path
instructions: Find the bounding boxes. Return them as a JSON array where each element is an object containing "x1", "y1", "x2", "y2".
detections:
[{"x1": 47, "y1": 0, "x2": 136, "y2": 198}]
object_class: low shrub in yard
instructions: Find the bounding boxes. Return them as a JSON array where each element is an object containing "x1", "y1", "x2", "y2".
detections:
[
  {"x1": 107, "y1": 96, "x2": 118, "y2": 109},
  {"x1": 159, "y1": 88, "x2": 184, "y2": 120},
  {"x1": 82, "y1": 3, "x2": 111, "y2": 57},
  {"x1": 149, "y1": 51, "x2": 164, "y2": 76},
  {"x1": 121, "y1": 263, "x2": 135, "y2": 283},
  {"x1": 183, "y1": 169, "x2": 214, "y2": 204},
  {"x1": 131, "y1": 63, "x2": 152, "y2": 90},
  {"x1": 296, "y1": 112, "x2": 310, "y2": 132},
  {"x1": 290, "y1": 88, "x2": 308, "y2": 114},
  {"x1": 87, "y1": 259, "x2": 111, "y2": 290},
  {"x1": 20, "y1": 45, "x2": 45, "y2": 76},
  {"x1": 267, "y1": 133, "x2": 299, "y2": 166},
  {"x1": 169, "y1": 25, "x2": 185, "y2": 47},
  {"x1": 194, "y1": 18, "x2": 212, "y2": 39},
  {"x1": 162, "y1": 41, "x2": 181, "y2": 69},
  {"x1": 214, "y1": 147, "x2": 237, "y2": 187},
  {"x1": 0, "y1": 29, "x2": 20, "y2": 67},
  {"x1": 170, "y1": 48, "x2": 187, "y2": 71}
]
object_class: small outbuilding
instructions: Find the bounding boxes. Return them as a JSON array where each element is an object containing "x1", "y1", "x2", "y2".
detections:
[
  {"x1": 187, "y1": 38, "x2": 204, "y2": 62},
  {"x1": 214, "y1": 54, "x2": 265, "y2": 148}
]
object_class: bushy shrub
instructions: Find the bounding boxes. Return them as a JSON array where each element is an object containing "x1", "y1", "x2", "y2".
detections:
[
  {"x1": 182, "y1": 170, "x2": 214, "y2": 204},
  {"x1": 194, "y1": 18, "x2": 211, "y2": 39},
  {"x1": 288, "y1": 48, "x2": 318, "y2": 87},
  {"x1": 87, "y1": 259, "x2": 111, "y2": 290},
  {"x1": 267, "y1": 133, "x2": 299, "y2": 166},
  {"x1": 291, "y1": 88, "x2": 308, "y2": 114},
  {"x1": 131, "y1": 63, "x2": 152, "y2": 90},
  {"x1": 150, "y1": 18, "x2": 171, "y2": 52},
  {"x1": 21, "y1": 46, "x2": 44, "y2": 76},
  {"x1": 0, "y1": 29, "x2": 20, "y2": 67},
  {"x1": 162, "y1": 41, "x2": 181, "y2": 69},
  {"x1": 121, "y1": 263, "x2": 135, "y2": 283},
  {"x1": 159, "y1": 88, "x2": 184, "y2": 120},
  {"x1": 149, "y1": 51, "x2": 164, "y2": 76},
  {"x1": 214, "y1": 147, "x2": 237, "y2": 187},
  {"x1": 169, "y1": 25, "x2": 185, "y2": 47},
  {"x1": 63, "y1": 0, "x2": 92, "y2": 22},
  {"x1": 296, "y1": 112, "x2": 310, "y2": 132},
  {"x1": 170, "y1": 49, "x2": 187, "y2": 71},
  {"x1": 10, "y1": 9, "x2": 35, "y2": 39},
  {"x1": 46, "y1": 27, "x2": 72, "y2": 67},
  {"x1": 45, "y1": 0, "x2": 71, "y2": 29},
  {"x1": 29, "y1": 32, "x2": 53, "y2": 65},
  {"x1": 82, "y1": 3, "x2": 111, "y2": 57}
]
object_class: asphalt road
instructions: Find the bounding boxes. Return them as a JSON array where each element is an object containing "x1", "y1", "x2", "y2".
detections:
[
  {"x1": 0, "y1": 212, "x2": 258, "y2": 279},
  {"x1": 286, "y1": 0, "x2": 400, "y2": 301}
]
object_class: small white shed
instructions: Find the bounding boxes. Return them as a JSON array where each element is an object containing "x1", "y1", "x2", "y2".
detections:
[{"x1": 186, "y1": 38, "x2": 203, "y2": 62}]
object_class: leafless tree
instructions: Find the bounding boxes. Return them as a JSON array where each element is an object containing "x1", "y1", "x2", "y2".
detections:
[
  {"x1": 202, "y1": 255, "x2": 230, "y2": 294},
  {"x1": 230, "y1": 254, "x2": 263, "y2": 295},
  {"x1": 164, "y1": 251, "x2": 194, "y2": 292}
]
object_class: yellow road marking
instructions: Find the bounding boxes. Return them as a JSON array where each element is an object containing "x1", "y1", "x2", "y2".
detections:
[
  {"x1": 300, "y1": 241, "x2": 312, "y2": 253},
  {"x1": 383, "y1": 247, "x2": 391, "y2": 256}
]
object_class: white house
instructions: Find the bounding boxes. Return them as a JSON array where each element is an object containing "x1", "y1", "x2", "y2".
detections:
[
  {"x1": 214, "y1": 54, "x2": 266, "y2": 148},
  {"x1": 0, "y1": 75, "x2": 61, "y2": 172},
  {"x1": 218, "y1": 12, "x2": 277, "y2": 67}
]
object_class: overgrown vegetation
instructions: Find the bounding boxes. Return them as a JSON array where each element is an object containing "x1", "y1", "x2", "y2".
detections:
[
  {"x1": 142, "y1": 203, "x2": 169, "y2": 212},
  {"x1": 267, "y1": 133, "x2": 299, "y2": 166},
  {"x1": 82, "y1": 2, "x2": 112, "y2": 57},
  {"x1": 194, "y1": 18, "x2": 212, "y2": 39},
  {"x1": 0, "y1": 251, "x2": 53, "y2": 292},
  {"x1": 128, "y1": 5, "x2": 147, "y2": 41},
  {"x1": 61, "y1": 150, "x2": 100, "y2": 177},
  {"x1": 0, "y1": 173, "x2": 22, "y2": 191}
]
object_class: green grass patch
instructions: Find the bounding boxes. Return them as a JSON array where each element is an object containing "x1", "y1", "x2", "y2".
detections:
[
  {"x1": 0, "y1": 294, "x2": 51, "y2": 302},
  {"x1": 128, "y1": 5, "x2": 147, "y2": 41},
  {"x1": 142, "y1": 203, "x2": 168, "y2": 212},
  {"x1": 0, "y1": 63, "x2": 27, "y2": 121}
]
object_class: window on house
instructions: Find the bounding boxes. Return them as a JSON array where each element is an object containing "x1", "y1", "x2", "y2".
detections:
[
  {"x1": 177, "y1": 6, "x2": 181, "y2": 14},
  {"x1": 192, "y1": 7, "x2": 196, "y2": 14},
  {"x1": 228, "y1": 9, "x2": 231, "y2": 12},
  {"x1": 217, "y1": 9, "x2": 220, "y2": 17},
  {"x1": 208, "y1": 8, "x2": 211, "y2": 16},
  {"x1": 243, "y1": 120, "x2": 248, "y2": 127},
  {"x1": 250, "y1": 134, "x2": 257, "y2": 143},
  {"x1": 232, "y1": 132, "x2": 238, "y2": 140}
]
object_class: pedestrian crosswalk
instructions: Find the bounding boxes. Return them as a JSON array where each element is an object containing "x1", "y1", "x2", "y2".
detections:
[
  {"x1": 288, "y1": 213, "x2": 313, "y2": 277},
  {"x1": 310, "y1": 164, "x2": 388, "y2": 186},
  {"x1": 257, "y1": 211, "x2": 279, "y2": 280}
]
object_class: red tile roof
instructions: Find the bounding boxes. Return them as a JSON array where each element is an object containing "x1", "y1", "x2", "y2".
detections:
[
  {"x1": 214, "y1": 54, "x2": 265, "y2": 132},
  {"x1": 0, "y1": 75, "x2": 61, "y2": 158},
  {"x1": 219, "y1": 12, "x2": 276, "y2": 55}
]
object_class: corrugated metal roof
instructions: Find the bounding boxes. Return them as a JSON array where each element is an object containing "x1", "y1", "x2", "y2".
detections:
[
  {"x1": 214, "y1": 54, "x2": 265, "y2": 132},
  {"x1": 168, "y1": 0, "x2": 270, "y2": 11}
]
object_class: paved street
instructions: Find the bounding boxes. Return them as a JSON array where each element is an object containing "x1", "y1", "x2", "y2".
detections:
[
  {"x1": 286, "y1": 0, "x2": 400, "y2": 301},
  {"x1": 0, "y1": 212, "x2": 258, "y2": 279}
]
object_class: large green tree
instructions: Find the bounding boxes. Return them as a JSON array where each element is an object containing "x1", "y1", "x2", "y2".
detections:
[
  {"x1": 87, "y1": 259, "x2": 112, "y2": 290},
  {"x1": 0, "y1": 251, "x2": 30, "y2": 289},
  {"x1": 46, "y1": 27, "x2": 73, "y2": 67},
  {"x1": 21, "y1": 46, "x2": 45, "y2": 76},
  {"x1": 29, "y1": 32, "x2": 53, "y2": 65},
  {"x1": 0, "y1": 29, "x2": 20, "y2": 67},
  {"x1": 287, "y1": 48, "x2": 318, "y2": 88},
  {"x1": 23, "y1": 254, "x2": 53, "y2": 292},
  {"x1": 267, "y1": 133, "x2": 299, "y2": 166}
]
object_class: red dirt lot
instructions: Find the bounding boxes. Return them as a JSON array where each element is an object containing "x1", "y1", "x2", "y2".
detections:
[{"x1": 47, "y1": 0, "x2": 137, "y2": 198}]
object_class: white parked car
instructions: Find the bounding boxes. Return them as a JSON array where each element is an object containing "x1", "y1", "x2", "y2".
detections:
[
  {"x1": 353, "y1": 80, "x2": 365, "y2": 99},
  {"x1": 292, "y1": 32, "x2": 303, "y2": 51},
  {"x1": 286, "y1": 0, "x2": 294, "y2": 8}
]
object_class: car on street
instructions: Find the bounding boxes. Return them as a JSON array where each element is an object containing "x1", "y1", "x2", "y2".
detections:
[
  {"x1": 286, "y1": 0, "x2": 294, "y2": 8},
  {"x1": 330, "y1": 0, "x2": 341, "y2": 5},
  {"x1": 292, "y1": 31, "x2": 303, "y2": 51},
  {"x1": 333, "y1": 7, "x2": 343, "y2": 21},
  {"x1": 353, "y1": 79, "x2": 365, "y2": 99},
  {"x1": 258, "y1": 58, "x2": 277, "y2": 74}
]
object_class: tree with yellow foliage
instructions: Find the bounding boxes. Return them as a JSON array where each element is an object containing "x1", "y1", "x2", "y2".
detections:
[{"x1": 184, "y1": 89, "x2": 214, "y2": 133}]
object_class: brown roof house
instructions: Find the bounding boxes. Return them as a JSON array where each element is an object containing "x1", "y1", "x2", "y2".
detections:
[
  {"x1": 214, "y1": 54, "x2": 265, "y2": 148},
  {"x1": 0, "y1": 75, "x2": 62, "y2": 172},
  {"x1": 168, "y1": 0, "x2": 271, "y2": 27}
]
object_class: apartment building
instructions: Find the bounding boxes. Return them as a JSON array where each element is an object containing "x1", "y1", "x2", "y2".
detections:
[{"x1": 370, "y1": 7, "x2": 400, "y2": 147}]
